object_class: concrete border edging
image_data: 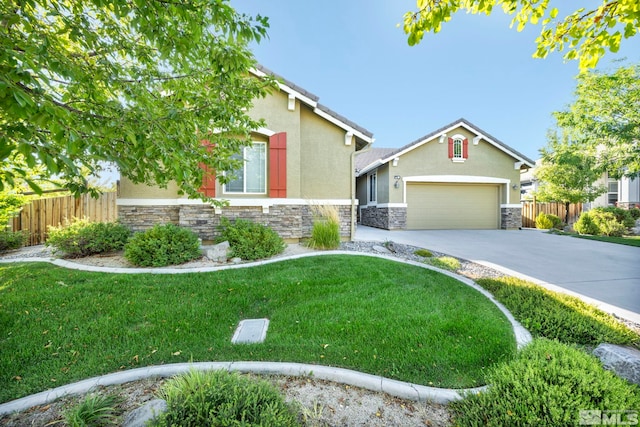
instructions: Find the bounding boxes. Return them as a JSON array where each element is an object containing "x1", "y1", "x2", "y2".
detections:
[
  {"x1": 0, "y1": 362, "x2": 488, "y2": 415},
  {"x1": 0, "y1": 251, "x2": 531, "y2": 415}
]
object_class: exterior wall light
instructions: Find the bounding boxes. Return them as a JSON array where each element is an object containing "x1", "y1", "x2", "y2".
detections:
[{"x1": 394, "y1": 175, "x2": 402, "y2": 188}]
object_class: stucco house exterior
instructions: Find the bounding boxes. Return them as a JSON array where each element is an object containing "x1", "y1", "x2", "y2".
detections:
[
  {"x1": 117, "y1": 66, "x2": 374, "y2": 242},
  {"x1": 356, "y1": 119, "x2": 535, "y2": 230}
]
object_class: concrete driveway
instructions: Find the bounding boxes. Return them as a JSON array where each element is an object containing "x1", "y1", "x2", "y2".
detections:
[{"x1": 355, "y1": 226, "x2": 640, "y2": 323}]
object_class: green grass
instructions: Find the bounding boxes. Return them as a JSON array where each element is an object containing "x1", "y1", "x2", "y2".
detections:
[
  {"x1": 477, "y1": 277, "x2": 639, "y2": 348},
  {"x1": 0, "y1": 256, "x2": 516, "y2": 403},
  {"x1": 553, "y1": 230, "x2": 640, "y2": 247}
]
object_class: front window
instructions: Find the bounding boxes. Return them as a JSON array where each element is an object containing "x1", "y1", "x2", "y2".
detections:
[
  {"x1": 368, "y1": 172, "x2": 377, "y2": 203},
  {"x1": 607, "y1": 179, "x2": 619, "y2": 206},
  {"x1": 225, "y1": 143, "x2": 266, "y2": 194}
]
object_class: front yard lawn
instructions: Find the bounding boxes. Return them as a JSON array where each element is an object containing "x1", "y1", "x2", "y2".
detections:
[
  {"x1": 0, "y1": 256, "x2": 516, "y2": 404},
  {"x1": 553, "y1": 230, "x2": 640, "y2": 247}
]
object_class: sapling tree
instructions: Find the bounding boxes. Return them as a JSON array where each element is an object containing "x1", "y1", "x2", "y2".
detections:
[{"x1": 534, "y1": 132, "x2": 606, "y2": 224}]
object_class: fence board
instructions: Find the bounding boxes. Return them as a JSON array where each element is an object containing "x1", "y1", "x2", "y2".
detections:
[
  {"x1": 11, "y1": 192, "x2": 117, "y2": 246},
  {"x1": 521, "y1": 199, "x2": 583, "y2": 228}
]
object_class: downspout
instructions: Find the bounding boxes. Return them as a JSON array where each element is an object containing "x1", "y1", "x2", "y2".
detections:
[{"x1": 351, "y1": 140, "x2": 373, "y2": 241}]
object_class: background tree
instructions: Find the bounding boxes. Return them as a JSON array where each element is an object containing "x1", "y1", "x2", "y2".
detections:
[
  {"x1": 554, "y1": 63, "x2": 640, "y2": 179},
  {"x1": 534, "y1": 132, "x2": 606, "y2": 224},
  {"x1": 0, "y1": 0, "x2": 274, "y2": 199},
  {"x1": 403, "y1": 0, "x2": 640, "y2": 70}
]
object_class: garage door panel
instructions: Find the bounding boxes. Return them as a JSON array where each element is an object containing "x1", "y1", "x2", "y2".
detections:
[{"x1": 406, "y1": 184, "x2": 499, "y2": 229}]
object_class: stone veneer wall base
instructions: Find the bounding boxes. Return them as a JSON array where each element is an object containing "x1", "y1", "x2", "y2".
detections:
[{"x1": 118, "y1": 204, "x2": 352, "y2": 241}]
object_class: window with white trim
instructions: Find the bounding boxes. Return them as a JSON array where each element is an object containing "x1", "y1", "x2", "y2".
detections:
[
  {"x1": 224, "y1": 143, "x2": 267, "y2": 194},
  {"x1": 368, "y1": 172, "x2": 377, "y2": 203},
  {"x1": 607, "y1": 178, "x2": 619, "y2": 206}
]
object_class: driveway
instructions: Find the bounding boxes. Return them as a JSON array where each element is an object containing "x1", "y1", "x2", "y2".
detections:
[{"x1": 355, "y1": 226, "x2": 640, "y2": 323}]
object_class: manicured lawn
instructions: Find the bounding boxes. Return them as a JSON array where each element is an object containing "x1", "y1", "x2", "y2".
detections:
[
  {"x1": 554, "y1": 231, "x2": 640, "y2": 247},
  {"x1": 0, "y1": 256, "x2": 516, "y2": 403}
]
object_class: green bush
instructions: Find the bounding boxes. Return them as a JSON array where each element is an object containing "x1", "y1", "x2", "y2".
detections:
[
  {"x1": 153, "y1": 370, "x2": 300, "y2": 427},
  {"x1": 601, "y1": 206, "x2": 636, "y2": 228},
  {"x1": 547, "y1": 213, "x2": 563, "y2": 229},
  {"x1": 429, "y1": 256, "x2": 461, "y2": 271},
  {"x1": 413, "y1": 248, "x2": 433, "y2": 258},
  {"x1": 535, "y1": 212, "x2": 554, "y2": 229},
  {"x1": 124, "y1": 223, "x2": 201, "y2": 267},
  {"x1": 451, "y1": 338, "x2": 640, "y2": 427},
  {"x1": 46, "y1": 219, "x2": 131, "y2": 258},
  {"x1": 574, "y1": 212, "x2": 599, "y2": 235},
  {"x1": 0, "y1": 192, "x2": 27, "y2": 229},
  {"x1": 629, "y1": 207, "x2": 640, "y2": 220},
  {"x1": 477, "y1": 277, "x2": 639, "y2": 348},
  {"x1": 591, "y1": 210, "x2": 627, "y2": 237},
  {"x1": 217, "y1": 217, "x2": 285, "y2": 260},
  {"x1": 0, "y1": 230, "x2": 28, "y2": 252}
]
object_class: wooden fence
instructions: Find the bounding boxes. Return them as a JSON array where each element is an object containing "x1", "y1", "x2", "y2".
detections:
[
  {"x1": 521, "y1": 199, "x2": 583, "y2": 228},
  {"x1": 11, "y1": 192, "x2": 118, "y2": 246}
]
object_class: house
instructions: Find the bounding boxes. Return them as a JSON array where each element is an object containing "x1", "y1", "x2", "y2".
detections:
[
  {"x1": 520, "y1": 163, "x2": 640, "y2": 210},
  {"x1": 117, "y1": 65, "x2": 374, "y2": 242},
  {"x1": 355, "y1": 119, "x2": 535, "y2": 230},
  {"x1": 589, "y1": 173, "x2": 640, "y2": 209}
]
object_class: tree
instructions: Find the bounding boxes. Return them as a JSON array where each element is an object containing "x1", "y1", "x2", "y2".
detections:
[
  {"x1": 533, "y1": 132, "x2": 606, "y2": 224},
  {"x1": 403, "y1": 0, "x2": 640, "y2": 70},
  {"x1": 554, "y1": 63, "x2": 640, "y2": 179},
  {"x1": 1, "y1": 0, "x2": 275, "y2": 199}
]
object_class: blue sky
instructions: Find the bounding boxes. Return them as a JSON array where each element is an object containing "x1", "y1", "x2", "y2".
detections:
[{"x1": 232, "y1": 0, "x2": 639, "y2": 161}]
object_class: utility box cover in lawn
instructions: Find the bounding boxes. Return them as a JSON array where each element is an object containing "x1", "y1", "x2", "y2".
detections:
[{"x1": 231, "y1": 319, "x2": 270, "y2": 344}]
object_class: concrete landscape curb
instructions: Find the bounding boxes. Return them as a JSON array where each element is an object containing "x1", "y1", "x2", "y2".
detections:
[{"x1": 0, "y1": 251, "x2": 532, "y2": 415}]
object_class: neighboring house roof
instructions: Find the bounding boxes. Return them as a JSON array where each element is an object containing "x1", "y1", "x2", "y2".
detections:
[
  {"x1": 355, "y1": 118, "x2": 536, "y2": 176},
  {"x1": 251, "y1": 65, "x2": 374, "y2": 147},
  {"x1": 355, "y1": 148, "x2": 396, "y2": 173}
]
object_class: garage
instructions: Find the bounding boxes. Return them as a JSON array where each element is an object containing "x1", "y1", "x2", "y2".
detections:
[{"x1": 406, "y1": 183, "x2": 500, "y2": 229}]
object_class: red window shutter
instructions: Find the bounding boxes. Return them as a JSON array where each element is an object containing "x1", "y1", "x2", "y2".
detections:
[
  {"x1": 463, "y1": 138, "x2": 469, "y2": 159},
  {"x1": 198, "y1": 140, "x2": 216, "y2": 197},
  {"x1": 269, "y1": 132, "x2": 287, "y2": 198},
  {"x1": 448, "y1": 137, "x2": 454, "y2": 158}
]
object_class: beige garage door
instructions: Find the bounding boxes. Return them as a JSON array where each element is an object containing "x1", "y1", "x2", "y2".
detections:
[{"x1": 406, "y1": 183, "x2": 500, "y2": 229}]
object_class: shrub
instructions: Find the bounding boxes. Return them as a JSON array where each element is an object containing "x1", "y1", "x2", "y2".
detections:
[
  {"x1": 574, "y1": 212, "x2": 599, "y2": 235},
  {"x1": 451, "y1": 338, "x2": 640, "y2": 426},
  {"x1": 600, "y1": 206, "x2": 636, "y2": 228},
  {"x1": 0, "y1": 230, "x2": 28, "y2": 252},
  {"x1": 124, "y1": 223, "x2": 201, "y2": 267},
  {"x1": 153, "y1": 370, "x2": 299, "y2": 427},
  {"x1": 307, "y1": 205, "x2": 341, "y2": 249},
  {"x1": 217, "y1": 217, "x2": 285, "y2": 260},
  {"x1": 477, "y1": 277, "x2": 639, "y2": 348},
  {"x1": 547, "y1": 213, "x2": 563, "y2": 229},
  {"x1": 535, "y1": 212, "x2": 554, "y2": 229},
  {"x1": 591, "y1": 210, "x2": 627, "y2": 236},
  {"x1": 429, "y1": 256, "x2": 461, "y2": 271},
  {"x1": 0, "y1": 192, "x2": 27, "y2": 229},
  {"x1": 413, "y1": 248, "x2": 433, "y2": 258},
  {"x1": 629, "y1": 207, "x2": 640, "y2": 220},
  {"x1": 64, "y1": 393, "x2": 122, "y2": 427},
  {"x1": 46, "y1": 219, "x2": 131, "y2": 258}
]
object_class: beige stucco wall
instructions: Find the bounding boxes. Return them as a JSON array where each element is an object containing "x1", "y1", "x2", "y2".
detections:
[
  {"x1": 384, "y1": 126, "x2": 521, "y2": 204},
  {"x1": 299, "y1": 105, "x2": 354, "y2": 199},
  {"x1": 119, "y1": 176, "x2": 181, "y2": 199}
]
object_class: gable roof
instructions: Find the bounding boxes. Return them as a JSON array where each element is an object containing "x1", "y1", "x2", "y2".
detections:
[
  {"x1": 355, "y1": 148, "x2": 396, "y2": 172},
  {"x1": 251, "y1": 65, "x2": 374, "y2": 148},
  {"x1": 355, "y1": 118, "x2": 535, "y2": 176}
]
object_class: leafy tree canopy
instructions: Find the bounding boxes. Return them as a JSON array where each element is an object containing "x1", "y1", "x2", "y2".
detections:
[
  {"x1": 403, "y1": 0, "x2": 639, "y2": 70},
  {"x1": 534, "y1": 131, "x2": 606, "y2": 206},
  {"x1": 1, "y1": 0, "x2": 275, "y2": 198},
  {"x1": 554, "y1": 63, "x2": 640, "y2": 179}
]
